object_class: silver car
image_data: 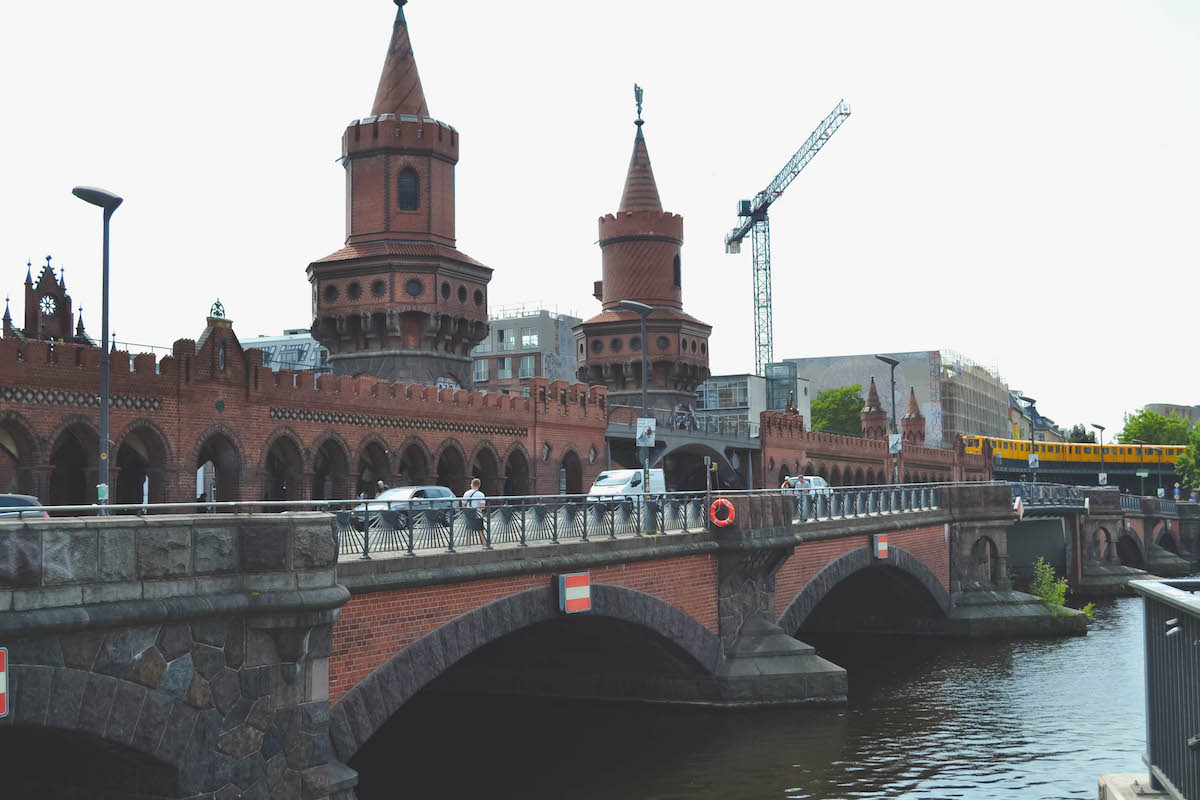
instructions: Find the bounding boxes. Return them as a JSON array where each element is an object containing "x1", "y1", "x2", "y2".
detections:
[{"x1": 351, "y1": 485, "x2": 457, "y2": 530}]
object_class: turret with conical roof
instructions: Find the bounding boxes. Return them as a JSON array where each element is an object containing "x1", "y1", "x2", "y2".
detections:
[
  {"x1": 574, "y1": 92, "x2": 710, "y2": 411},
  {"x1": 307, "y1": 1, "x2": 491, "y2": 388},
  {"x1": 860, "y1": 377, "x2": 888, "y2": 440},
  {"x1": 902, "y1": 387, "x2": 926, "y2": 445}
]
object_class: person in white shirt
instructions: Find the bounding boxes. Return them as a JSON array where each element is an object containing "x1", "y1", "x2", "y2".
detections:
[{"x1": 461, "y1": 477, "x2": 487, "y2": 545}]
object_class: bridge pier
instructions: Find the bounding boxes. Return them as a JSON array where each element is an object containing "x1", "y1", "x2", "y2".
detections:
[
  {"x1": 713, "y1": 494, "x2": 846, "y2": 705},
  {"x1": 0, "y1": 514, "x2": 357, "y2": 799}
]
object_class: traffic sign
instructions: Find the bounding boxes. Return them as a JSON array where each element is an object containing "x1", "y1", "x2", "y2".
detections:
[
  {"x1": 872, "y1": 533, "x2": 888, "y2": 559},
  {"x1": 1028, "y1": 454, "x2": 1039, "y2": 469},
  {"x1": 0, "y1": 647, "x2": 8, "y2": 718},
  {"x1": 1136, "y1": 469, "x2": 1149, "y2": 478},
  {"x1": 635, "y1": 418, "x2": 656, "y2": 448},
  {"x1": 1098, "y1": 473, "x2": 1107, "y2": 487},
  {"x1": 558, "y1": 572, "x2": 591, "y2": 614},
  {"x1": 888, "y1": 434, "x2": 902, "y2": 455}
]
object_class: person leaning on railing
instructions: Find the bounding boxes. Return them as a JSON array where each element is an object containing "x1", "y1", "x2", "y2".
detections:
[{"x1": 460, "y1": 478, "x2": 486, "y2": 545}]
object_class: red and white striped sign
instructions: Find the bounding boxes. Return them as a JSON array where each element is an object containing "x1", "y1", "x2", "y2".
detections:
[
  {"x1": 558, "y1": 572, "x2": 591, "y2": 614},
  {"x1": 872, "y1": 533, "x2": 888, "y2": 559},
  {"x1": 0, "y1": 647, "x2": 8, "y2": 717}
]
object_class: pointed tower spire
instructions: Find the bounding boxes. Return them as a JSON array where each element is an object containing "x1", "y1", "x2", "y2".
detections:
[
  {"x1": 904, "y1": 387, "x2": 922, "y2": 418},
  {"x1": 862, "y1": 377, "x2": 883, "y2": 412},
  {"x1": 59, "y1": 265, "x2": 66, "y2": 289},
  {"x1": 2, "y1": 295, "x2": 10, "y2": 323},
  {"x1": 618, "y1": 85, "x2": 662, "y2": 213},
  {"x1": 371, "y1": 0, "x2": 429, "y2": 118},
  {"x1": 76, "y1": 307, "x2": 86, "y2": 338},
  {"x1": 25, "y1": 260, "x2": 32, "y2": 285},
  {"x1": 859, "y1": 377, "x2": 888, "y2": 440}
]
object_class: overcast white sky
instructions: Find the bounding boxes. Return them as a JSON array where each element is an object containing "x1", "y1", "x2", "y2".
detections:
[{"x1": 1, "y1": 1, "x2": 1196, "y2": 436}]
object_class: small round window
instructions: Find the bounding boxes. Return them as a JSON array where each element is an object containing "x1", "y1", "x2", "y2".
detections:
[
  {"x1": 656, "y1": 336, "x2": 670, "y2": 351},
  {"x1": 347, "y1": 281, "x2": 362, "y2": 300},
  {"x1": 591, "y1": 340, "x2": 603, "y2": 354},
  {"x1": 405, "y1": 278, "x2": 424, "y2": 298},
  {"x1": 457, "y1": 285, "x2": 468, "y2": 303},
  {"x1": 441, "y1": 281, "x2": 451, "y2": 299},
  {"x1": 610, "y1": 338, "x2": 623, "y2": 353},
  {"x1": 371, "y1": 279, "x2": 387, "y2": 298},
  {"x1": 473, "y1": 289, "x2": 484, "y2": 307},
  {"x1": 690, "y1": 340, "x2": 697, "y2": 353},
  {"x1": 579, "y1": 343, "x2": 584, "y2": 354},
  {"x1": 322, "y1": 285, "x2": 339, "y2": 303},
  {"x1": 680, "y1": 337, "x2": 688, "y2": 351},
  {"x1": 630, "y1": 336, "x2": 641, "y2": 351},
  {"x1": 700, "y1": 342, "x2": 707, "y2": 355}
]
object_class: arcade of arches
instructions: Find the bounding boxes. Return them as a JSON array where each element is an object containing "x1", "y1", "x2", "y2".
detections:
[{"x1": 1, "y1": 410, "x2": 586, "y2": 510}]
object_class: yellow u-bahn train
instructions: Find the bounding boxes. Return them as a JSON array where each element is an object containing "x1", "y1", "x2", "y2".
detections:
[{"x1": 962, "y1": 436, "x2": 1184, "y2": 468}]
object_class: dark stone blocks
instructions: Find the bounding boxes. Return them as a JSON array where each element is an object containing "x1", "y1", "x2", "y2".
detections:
[
  {"x1": 45, "y1": 667, "x2": 88, "y2": 729},
  {"x1": 77, "y1": 672, "x2": 119, "y2": 737},
  {"x1": 242, "y1": 527, "x2": 288, "y2": 573},
  {"x1": 0, "y1": 531, "x2": 42, "y2": 587}
]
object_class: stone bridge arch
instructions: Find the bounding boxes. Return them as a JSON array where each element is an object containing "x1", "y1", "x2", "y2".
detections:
[
  {"x1": 1153, "y1": 522, "x2": 1179, "y2": 555},
  {"x1": 777, "y1": 546, "x2": 950, "y2": 636},
  {"x1": 1116, "y1": 526, "x2": 1146, "y2": 568},
  {"x1": 652, "y1": 442, "x2": 736, "y2": 491},
  {"x1": 329, "y1": 584, "x2": 720, "y2": 762}
]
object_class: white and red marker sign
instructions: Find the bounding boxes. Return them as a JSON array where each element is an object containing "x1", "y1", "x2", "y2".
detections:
[
  {"x1": 872, "y1": 533, "x2": 889, "y2": 559},
  {"x1": 558, "y1": 572, "x2": 591, "y2": 614},
  {"x1": 0, "y1": 647, "x2": 8, "y2": 717}
]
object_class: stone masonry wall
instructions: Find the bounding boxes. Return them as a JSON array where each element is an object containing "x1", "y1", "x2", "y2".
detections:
[{"x1": 0, "y1": 513, "x2": 354, "y2": 799}]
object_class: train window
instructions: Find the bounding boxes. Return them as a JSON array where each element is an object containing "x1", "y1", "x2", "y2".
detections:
[{"x1": 1084, "y1": 447, "x2": 1091, "y2": 454}]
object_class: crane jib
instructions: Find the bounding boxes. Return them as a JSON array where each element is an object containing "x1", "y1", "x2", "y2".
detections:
[{"x1": 723, "y1": 99, "x2": 851, "y2": 376}]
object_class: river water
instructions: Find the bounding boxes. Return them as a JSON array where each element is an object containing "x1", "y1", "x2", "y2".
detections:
[{"x1": 353, "y1": 597, "x2": 1147, "y2": 799}]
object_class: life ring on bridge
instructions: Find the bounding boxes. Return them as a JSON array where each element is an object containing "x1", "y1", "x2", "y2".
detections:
[{"x1": 710, "y1": 498, "x2": 735, "y2": 527}]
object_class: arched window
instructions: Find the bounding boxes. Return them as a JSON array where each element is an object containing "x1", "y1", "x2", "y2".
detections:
[
  {"x1": 673, "y1": 254, "x2": 681, "y2": 288},
  {"x1": 397, "y1": 168, "x2": 419, "y2": 211}
]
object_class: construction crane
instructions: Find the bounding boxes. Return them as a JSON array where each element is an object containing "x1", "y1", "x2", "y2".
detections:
[{"x1": 725, "y1": 99, "x2": 851, "y2": 376}]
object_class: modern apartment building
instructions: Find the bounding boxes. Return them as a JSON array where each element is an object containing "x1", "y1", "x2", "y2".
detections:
[
  {"x1": 784, "y1": 349, "x2": 1009, "y2": 449},
  {"x1": 694, "y1": 364, "x2": 811, "y2": 436},
  {"x1": 241, "y1": 329, "x2": 330, "y2": 373},
  {"x1": 1145, "y1": 403, "x2": 1200, "y2": 427},
  {"x1": 470, "y1": 306, "x2": 581, "y2": 395}
]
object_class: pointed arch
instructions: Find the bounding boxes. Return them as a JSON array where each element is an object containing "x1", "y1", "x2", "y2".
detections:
[
  {"x1": 503, "y1": 441, "x2": 532, "y2": 497},
  {"x1": 0, "y1": 410, "x2": 40, "y2": 495},
  {"x1": 559, "y1": 447, "x2": 583, "y2": 495},
  {"x1": 113, "y1": 418, "x2": 172, "y2": 506},
  {"x1": 468, "y1": 440, "x2": 503, "y2": 496},
  {"x1": 192, "y1": 423, "x2": 244, "y2": 504},
  {"x1": 261, "y1": 426, "x2": 305, "y2": 503},
  {"x1": 394, "y1": 435, "x2": 432, "y2": 487},
  {"x1": 434, "y1": 437, "x2": 468, "y2": 494},
  {"x1": 311, "y1": 430, "x2": 353, "y2": 500},
  {"x1": 355, "y1": 434, "x2": 392, "y2": 496},
  {"x1": 48, "y1": 415, "x2": 99, "y2": 506}
]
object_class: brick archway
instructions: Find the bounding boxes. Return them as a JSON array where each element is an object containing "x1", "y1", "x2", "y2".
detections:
[
  {"x1": 328, "y1": 584, "x2": 720, "y2": 762},
  {"x1": 776, "y1": 546, "x2": 950, "y2": 636}
]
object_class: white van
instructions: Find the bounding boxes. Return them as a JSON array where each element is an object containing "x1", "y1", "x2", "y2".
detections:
[{"x1": 587, "y1": 469, "x2": 666, "y2": 500}]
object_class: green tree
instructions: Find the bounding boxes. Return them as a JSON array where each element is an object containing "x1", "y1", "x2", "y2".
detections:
[
  {"x1": 1175, "y1": 425, "x2": 1200, "y2": 490},
  {"x1": 1066, "y1": 424, "x2": 1096, "y2": 443},
  {"x1": 811, "y1": 385, "x2": 864, "y2": 436},
  {"x1": 1116, "y1": 408, "x2": 1190, "y2": 445}
]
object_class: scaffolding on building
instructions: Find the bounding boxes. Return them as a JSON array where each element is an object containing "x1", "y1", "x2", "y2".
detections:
[{"x1": 937, "y1": 348, "x2": 1010, "y2": 441}]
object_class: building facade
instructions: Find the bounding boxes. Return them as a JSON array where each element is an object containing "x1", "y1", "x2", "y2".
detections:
[
  {"x1": 470, "y1": 307, "x2": 581, "y2": 395},
  {"x1": 1146, "y1": 403, "x2": 1200, "y2": 428},
  {"x1": 694, "y1": 369, "x2": 811, "y2": 437},
  {"x1": 241, "y1": 329, "x2": 330, "y2": 373},
  {"x1": 785, "y1": 349, "x2": 1010, "y2": 448}
]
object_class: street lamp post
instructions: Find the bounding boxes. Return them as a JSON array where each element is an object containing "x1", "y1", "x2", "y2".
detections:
[
  {"x1": 1133, "y1": 439, "x2": 1146, "y2": 497},
  {"x1": 1020, "y1": 395, "x2": 1037, "y2": 482},
  {"x1": 875, "y1": 355, "x2": 900, "y2": 484},
  {"x1": 1091, "y1": 423, "x2": 1106, "y2": 487},
  {"x1": 72, "y1": 186, "x2": 123, "y2": 514},
  {"x1": 616, "y1": 299, "x2": 654, "y2": 534}
]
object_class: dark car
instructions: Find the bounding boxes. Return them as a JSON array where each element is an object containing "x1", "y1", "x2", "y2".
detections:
[
  {"x1": 351, "y1": 485, "x2": 458, "y2": 530},
  {"x1": 0, "y1": 494, "x2": 48, "y2": 519}
]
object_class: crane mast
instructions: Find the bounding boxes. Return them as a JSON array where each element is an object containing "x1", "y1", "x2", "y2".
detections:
[{"x1": 725, "y1": 99, "x2": 851, "y2": 375}]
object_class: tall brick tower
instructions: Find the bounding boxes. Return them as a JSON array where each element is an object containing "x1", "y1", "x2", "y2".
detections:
[
  {"x1": 307, "y1": 1, "x2": 491, "y2": 387},
  {"x1": 902, "y1": 387, "x2": 926, "y2": 445},
  {"x1": 574, "y1": 103, "x2": 710, "y2": 411},
  {"x1": 860, "y1": 378, "x2": 888, "y2": 439}
]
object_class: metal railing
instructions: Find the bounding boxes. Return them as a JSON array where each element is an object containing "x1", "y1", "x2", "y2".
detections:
[
  {"x1": 1009, "y1": 482, "x2": 1085, "y2": 507},
  {"x1": 607, "y1": 406, "x2": 760, "y2": 440},
  {"x1": 1131, "y1": 578, "x2": 1200, "y2": 800},
  {"x1": 1162, "y1": 499, "x2": 1178, "y2": 514},
  {"x1": 719, "y1": 483, "x2": 942, "y2": 523},
  {"x1": 334, "y1": 491, "x2": 710, "y2": 558},
  {"x1": 1121, "y1": 494, "x2": 1144, "y2": 511}
]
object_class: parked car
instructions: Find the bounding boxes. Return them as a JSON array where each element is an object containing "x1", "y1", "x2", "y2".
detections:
[
  {"x1": 587, "y1": 469, "x2": 666, "y2": 502},
  {"x1": 351, "y1": 486, "x2": 457, "y2": 529},
  {"x1": 781, "y1": 476, "x2": 833, "y2": 496},
  {"x1": 0, "y1": 494, "x2": 48, "y2": 519}
]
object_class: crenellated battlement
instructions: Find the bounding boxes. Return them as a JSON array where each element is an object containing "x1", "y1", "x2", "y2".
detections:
[
  {"x1": 598, "y1": 210, "x2": 683, "y2": 243},
  {"x1": 342, "y1": 114, "x2": 458, "y2": 161}
]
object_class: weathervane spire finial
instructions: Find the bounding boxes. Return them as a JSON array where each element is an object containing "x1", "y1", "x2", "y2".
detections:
[{"x1": 634, "y1": 83, "x2": 644, "y2": 127}]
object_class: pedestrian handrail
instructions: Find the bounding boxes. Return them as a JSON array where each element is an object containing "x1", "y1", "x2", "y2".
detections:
[
  {"x1": 1121, "y1": 494, "x2": 1143, "y2": 511},
  {"x1": 721, "y1": 483, "x2": 945, "y2": 522},
  {"x1": 1009, "y1": 482, "x2": 1086, "y2": 507},
  {"x1": 1161, "y1": 499, "x2": 1177, "y2": 514},
  {"x1": 606, "y1": 405, "x2": 760, "y2": 440},
  {"x1": 1130, "y1": 578, "x2": 1200, "y2": 800}
]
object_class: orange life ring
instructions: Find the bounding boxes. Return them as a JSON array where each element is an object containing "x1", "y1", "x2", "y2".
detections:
[{"x1": 710, "y1": 498, "x2": 735, "y2": 527}]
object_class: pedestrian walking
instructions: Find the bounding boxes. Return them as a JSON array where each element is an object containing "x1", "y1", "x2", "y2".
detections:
[{"x1": 461, "y1": 477, "x2": 487, "y2": 545}]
